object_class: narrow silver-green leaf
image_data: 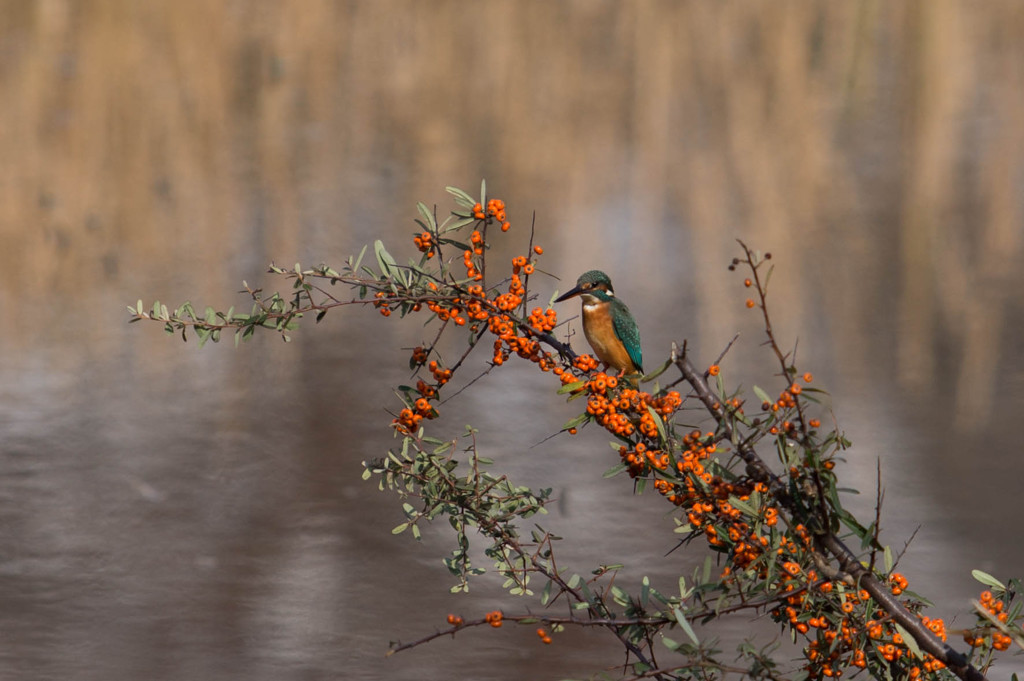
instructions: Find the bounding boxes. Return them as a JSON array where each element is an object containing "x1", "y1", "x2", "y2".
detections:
[
  {"x1": 445, "y1": 185, "x2": 477, "y2": 209},
  {"x1": 894, "y1": 623, "x2": 922, "y2": 658},
  {"x1": 374, "y1": 239, "x2": 397, "y2": 276},
  {"x1": 416, "y1": 202, "x2": 437, "y2": 231},
  {"x1": 971, "y1": 570, "x2": 1005, "y2": 590},
  {"x1": 673, "y1": 607, "x2": 699, "y2": 644}
]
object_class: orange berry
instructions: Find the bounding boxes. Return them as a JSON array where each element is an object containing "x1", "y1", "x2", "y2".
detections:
[
  {"x1": 533, "y1": 245, "x2": 543, "y2": 255},
  {"x1": 501, "y1": 222, "x2": 511, "y2": 232},
  {"x1": 744, "y1": 278, "x2": 752, "y2": 287},
  {"x1": 568, "y1": 427, "x2": 577, "y2": 435},
  {"x1": 803, "y1": 372, "x2": 813, "y2": 382},
  {"x1": 708, "y1": 364, "x2": 720, "y2": 376},
  {"x1": 745, "y1": 299, "x2": 755, "y2": 308}
]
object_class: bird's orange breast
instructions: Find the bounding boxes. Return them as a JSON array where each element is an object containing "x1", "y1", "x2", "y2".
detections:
[{"x1": 582, "y1": 304, "x2": 636, "y2": 374}]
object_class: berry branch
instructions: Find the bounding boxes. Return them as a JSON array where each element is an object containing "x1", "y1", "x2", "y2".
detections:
[{"x1": 131, "y1": 184, "x2": 1018, "y2": 681}]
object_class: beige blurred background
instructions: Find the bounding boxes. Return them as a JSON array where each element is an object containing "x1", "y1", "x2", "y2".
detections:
[{"x1": 1, "y1": 2, "x2": 1022, "y2": 680}]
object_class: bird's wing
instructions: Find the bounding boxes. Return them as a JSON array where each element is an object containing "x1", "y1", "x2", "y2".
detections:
[{"x1": 612, "y1": 300, "x2": 643, "y2": 373}]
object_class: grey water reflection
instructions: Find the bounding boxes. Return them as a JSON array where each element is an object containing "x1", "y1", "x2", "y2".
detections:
[{"x1": 1, "y1": 2, "x2": 1024, "y2": 679}]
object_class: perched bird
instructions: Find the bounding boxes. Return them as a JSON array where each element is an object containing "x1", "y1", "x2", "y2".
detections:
[{"x1": 555, "y1": 270, "x2": 643, "y2": 376}]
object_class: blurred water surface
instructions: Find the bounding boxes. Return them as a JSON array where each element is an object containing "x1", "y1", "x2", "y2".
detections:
[{"x1": 1, "y1": 2, "x2": 1023, "y2": 679}]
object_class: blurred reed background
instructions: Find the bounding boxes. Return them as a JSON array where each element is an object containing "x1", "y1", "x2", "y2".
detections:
[{"x1": 0, "y1": 2, "x2": 1022, "y2": 680}]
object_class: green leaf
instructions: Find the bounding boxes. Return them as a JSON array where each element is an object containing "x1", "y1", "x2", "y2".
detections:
[
  {"x1": 375, "y1": 239, "x2": 397, "y2": 277},
  {"x1": 971, "y1": 570, "x2": 1005, "y2": 590},
  {"x1": 673, "y1": 607, "x2": 699, "y2": 644},
  {"x1": 883, "y1": 545, "x2": 893, "y2": 572},
  {"x1": 641, "y1": 357, "x2": 673, "y2": 382},
  {"x1": 557, "y1": 379, "x2": 587, "y2": 395},
  {"x1": 351, "y1": 244, "x2": 368, "y2": 273},
  {"x1": 444, "y1": 216, "x2": 476, "y2": 231},
  {"x1": 602, "y1": 462, "x2": 627, "y2": 478},
  {"x1": 392, "y1": 523, "x2": 408, "y2": 534},
  {"x1": 728, "y1": 495, "x2": 758, "y2": 518},
  {"x1": 540, "y1": 580, "x2": 553, "y2": 606},
  {"x1": 479, "y1": 178, "x2": 487, "y2": 208},
  {"x1": 661, "y1": 636, "x2": 680, "y2": 651},
  {"x1": 645, "y1": 406, "x2": 667, "y2": 443},
  {"x1": 894, "y1": 622, "x2": 921, "y2": 659},
  {"x1": 416, "y1": 202, "x2": 437, "y2": 231},
  {"x1": 561, "y1": 412, "x2": 591, "y2": 431},
  {"x1": 753, "y1": 385, "x2": 772, "y2": 406},
  {"x1": 445, "y1": 185, "x2": 477, "y2": 209}
]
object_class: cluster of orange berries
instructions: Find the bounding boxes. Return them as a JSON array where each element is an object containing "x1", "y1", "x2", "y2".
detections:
[
  {"x1": 446, "y1": 613, "x2": 464, "y2": 627},
  {"x1": 472, "y1": 199, "x2": 510, "y2": 232},
  {"x1": 415, "y1": 379, "x2": 437, "y2": 399},
  {"x1": 373, "y1": 290, "x2": 395, "y2": 316},
  {"x1": 411, "y1": 346, "x2": 429, "y2": 366},
  {"x1": 762, "y1": 374, "x2": 819, "y2": 434},
  {"x1": 403, "y1": 223, "x2": 557, "y2": 406},
  {"x1": 427, "y1": 360, "x2": 453, "y2": 386},
  {"x1": 413, "y1": 231, "x2": 436, "y2": 258},
  {"x1": 889, "y1": 572, "x2": 909, "y2": 596},
  {"x1": 526, "y1": 306, "x2": 557, "y2": 335},
  {"x1": 763, "y1": 385, "x2": 800, "y2": 414},
  {"x1": 629, "y1": 429, "x2": 712, "y2": 485},
  {"x1": 536, "y1": 627, "x2": 552, "y2": 644},
  {"x1": 458, "y1": 229, "x2": 488, "y2": 281},
  {"x1": 578, "y1": 374, "x2": 682, "y2": 442},
  {"x1": 422, "y1": 292, "x2": 470, "y2": 326},
  {"x1": 569, "y1": 354, "x2": 600, "y2": 373},
  {"x1": 713, "y1": 396, "x2": 744, "y2": 414},
  {"x1": 393, "y1": 396, "x2": 439, "y2": 434},
  {"x1": 488, "y1": 269, "x2": 558, "y2": 369},
  {"x1": 511, "y1": 254, "x2": 536, "y2": 276},
  {"x1": 772, "y1": 567, "x2": 950, "y2": 678},
  {"x1": 699, "y1": 481, "x2": 777, "y2": 569},
  {"x1": 484, "y1": 610, "x2": 503, "y2": 627},
  {"x1": 963, "y1": 590, "x2": 1015, "y2": 651}
]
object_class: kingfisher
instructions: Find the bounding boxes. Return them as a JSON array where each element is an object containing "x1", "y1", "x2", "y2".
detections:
[{"x1": 555, "y1": 270, "x2": 643, "y2": 376}]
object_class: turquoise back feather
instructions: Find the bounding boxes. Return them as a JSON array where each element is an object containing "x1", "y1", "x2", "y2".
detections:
[{"x1": 610, "y1": 298, "x2": 643, "y2": 373}]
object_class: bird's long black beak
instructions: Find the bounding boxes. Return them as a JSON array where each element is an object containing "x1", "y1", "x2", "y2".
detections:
[{"x1": 554, "y1": 285, "x2": 584, "y2": 303}]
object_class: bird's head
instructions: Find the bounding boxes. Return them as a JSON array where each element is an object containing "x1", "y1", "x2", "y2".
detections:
[{"x1": 555, "y1": 270, "x2": 615, "y2": 304}]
